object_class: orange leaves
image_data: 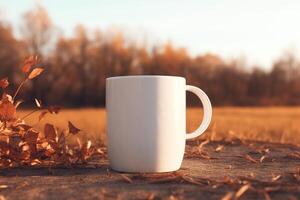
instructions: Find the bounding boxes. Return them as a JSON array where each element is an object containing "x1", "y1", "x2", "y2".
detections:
[
  {"x1": 22, "y1": 63, "x2": 32, "y2": 73},
  {"x1": 22, "y1": 55, "x2": 39, "y2": 73},
  {"x1": 0, "y1": 55, "x2": 100, "y2": 169},
  {"x1": 28, "y1": 68, "x2": 44, "y2": 80},
  {"x1": 0, "y1": 118, "x2": 96, "y2": 168},
  {"x1": 13, "y1": 55, "x2": 44, "y2": 101},
  {"x1": 9, "y1": 135, "x2": 22, "y2": 148},
  {"x1": 24, "y1": 130, "x2": 39, "y2": 145},
  {"x1": 0, "y1": 78, "x2": 9, "y2": 89},
  {"x1": 0, "y1": 94, "x2": 16, "y2": 122},
  {"x1": 44, "y1": 123, "x2": 57, "y2": 142},
  {"x1": 68, "y1": 121, "x2": 81, "y2": 135},
  {"x1": 22, "y1": 56, "x2": 44, "y2": 85}
]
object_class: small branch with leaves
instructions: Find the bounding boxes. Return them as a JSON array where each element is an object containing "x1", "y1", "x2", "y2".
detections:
[{"x1": 0, "y1": 55, "x2": 103, "y2": 169}]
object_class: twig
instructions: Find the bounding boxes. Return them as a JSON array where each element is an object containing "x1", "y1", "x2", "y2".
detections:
[
  {"x1": 12, "y1": 79, "x2": 27, "y2": 101},
  {"x1": 21, "y1": 109, "x2": 39, "y2": 120}
]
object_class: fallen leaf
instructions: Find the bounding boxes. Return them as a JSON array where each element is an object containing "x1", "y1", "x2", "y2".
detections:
[
  {"x1": 271, "y1": 174, "x2": 281, "y2": 182},
  {"x1": 15, "y1": 124, "x2": 32, "y2": 131},
  {"x1": 199, "y1": 151, "x2": 212, "y2": 160},
  {"x1": 264, "y1": 148, "x2": 270, "y2": 153},
  {"x1": 260, "y1": 155, "x2": 266, "y2": 163},
  {"x1": 30, "y1": 159, "x2": 42, "y2": 166},
  {"x1": 28, "y1": 68, "x2": 44, "y2": 80},
  {"x1": 235, "y1": 184, "x2": 251, "y2": 199},
  {"x1": 58, "y1": 132, "x2": 66, "y2": 145},
  {"x1": 120, "y1": 174, "x2": 133, "y2": 183},
  {"x1": 146, "y1": 193, "x2": 155, "y2": 200},
  {"x1": 0, "y1": 185, "x2": 8, "y2": 189},
  {"x1": 0, "y1": 196, "x2": 6, "y2": 200},
  {"x1": 221, "y1": 192, "x2": 233, "y2": 200},
  {"x1": 225, "y1": 165, "x2": 232, "y2": 170},
  {"x1": 221, "y1": 176, "x2": 236, "y2": 185},
  {"x1": 199, "y1": 139, "x2": 209, "y2": 148},
  {"x1": 24, "y1": 130, "x2": 38, "y2": 144},
  {"x1": 168, "y1": 195, "x2": 178, "y2": 200},
  {"x1": 245, "y1": 155, "x2": 258, "y2": 163},
  {"x1": 86, "y1": 140, "x2": 92, "y2": 150},
  {"x1": 181, "y1": 175, "x2": 203, "y2": 185},
  {"x1": 68, "y1": 121, "x2": 81, "y2": 135},
  {"x1": 9, "y1": 135, "x2": 22, "y2": 148},
  {"x1": 215, "y1": 145, "x2": 224, "y2": 152},
  {"x1": 263, "y1": 192, "x2": 271, "y2": 200}
]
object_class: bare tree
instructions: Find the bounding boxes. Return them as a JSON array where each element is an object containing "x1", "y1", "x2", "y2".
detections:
[{"x1": 21, "y1": 4, "x2": 54, "y2": 56}]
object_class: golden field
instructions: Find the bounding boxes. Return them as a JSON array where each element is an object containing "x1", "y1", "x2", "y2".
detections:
[{"x1": 18, "y1": 107, "x2": 300, "y2": 145}]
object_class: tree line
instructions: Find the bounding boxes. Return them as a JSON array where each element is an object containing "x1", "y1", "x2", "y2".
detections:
[{"x1": 1, "y1": 5, "x2": 300, "y2": 107}]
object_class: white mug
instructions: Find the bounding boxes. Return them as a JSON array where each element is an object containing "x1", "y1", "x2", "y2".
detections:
[{"x1": 106, "y1": 75, "x2": 212, "y2": 172}]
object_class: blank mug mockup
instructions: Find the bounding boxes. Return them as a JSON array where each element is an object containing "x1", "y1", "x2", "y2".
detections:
[{"x1": 106, "y1": 75, "x2": 212, "y2": 172}]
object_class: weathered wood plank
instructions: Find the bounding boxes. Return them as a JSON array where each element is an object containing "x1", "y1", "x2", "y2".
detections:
[{"x1": 0, "y1": 141, "x2": 299, "y2": 200}]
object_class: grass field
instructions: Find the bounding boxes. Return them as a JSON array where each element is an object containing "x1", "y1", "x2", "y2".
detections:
[{"x1": 18, "y1": 107, "x2": 300, "y2": 145}]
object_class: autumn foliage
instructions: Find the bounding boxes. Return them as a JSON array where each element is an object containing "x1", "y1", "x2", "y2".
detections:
[
  {"x1": 2, "y1": 6, "x2": 300, "y2": 107},
  {"x1": 0, "y1": 57, "x2": 104, "y2": 168}
]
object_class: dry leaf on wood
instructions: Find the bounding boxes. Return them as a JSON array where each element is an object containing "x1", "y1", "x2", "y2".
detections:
[
  {"x1": 271, "y1": 174, "x2": 281, "y2": 182},
  {"x1": 24, "y1": 130, "x2": 38, "y2": 145},
  {"x1": 120, "y1": 174, "x2": 133, "y2": 183},
  {"x1": 221, "y1": 192, "x2": 233, "y2": 200},
  {"x1": 199, "y1": 139, "x2": 209, "y2": 148},
  {"x1": 146, "y1": 193, "x2": 155, "y2": 200},
  {"x1": 263, "y1": 192, "x2": 271, "y2": 200},
  {"x1": 0, "y1": 185, "x2": 8, "y2": 189},
  {"x1": 235, "y1": 184, "x2": 251, "y2": 199},
  {"x1": 260, "y1": 155, "x2": 266, "y2": 163},
  {"x1": 215, "y1": 145, "x2": 224, "y2": 152},
  {"x1": 244, "y1": 155, "x2": 258, "y2": 163}
]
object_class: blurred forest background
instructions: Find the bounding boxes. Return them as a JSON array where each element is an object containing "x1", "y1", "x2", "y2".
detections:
[{"x1": 1, "y1": 5, "x2": 300, "y2": 107}]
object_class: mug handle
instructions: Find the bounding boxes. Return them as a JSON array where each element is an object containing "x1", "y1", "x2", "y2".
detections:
[{"x1": 186, "y1": 85, "x2": 212, "y2": 140}]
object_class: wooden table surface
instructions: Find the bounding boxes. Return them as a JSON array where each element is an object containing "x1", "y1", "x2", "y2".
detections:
[{"x1": 0, "y1": 141, "x2": 299, "y2": 200}]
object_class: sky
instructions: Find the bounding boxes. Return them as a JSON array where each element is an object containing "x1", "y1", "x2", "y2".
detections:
[{"x1": 0, "y1": 0, "x2": 300, "y2": 68}]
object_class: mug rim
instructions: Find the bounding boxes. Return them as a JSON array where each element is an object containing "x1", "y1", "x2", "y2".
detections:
[{"x1": 106, "y1": 75, "x2": 185, "y2": 80}]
